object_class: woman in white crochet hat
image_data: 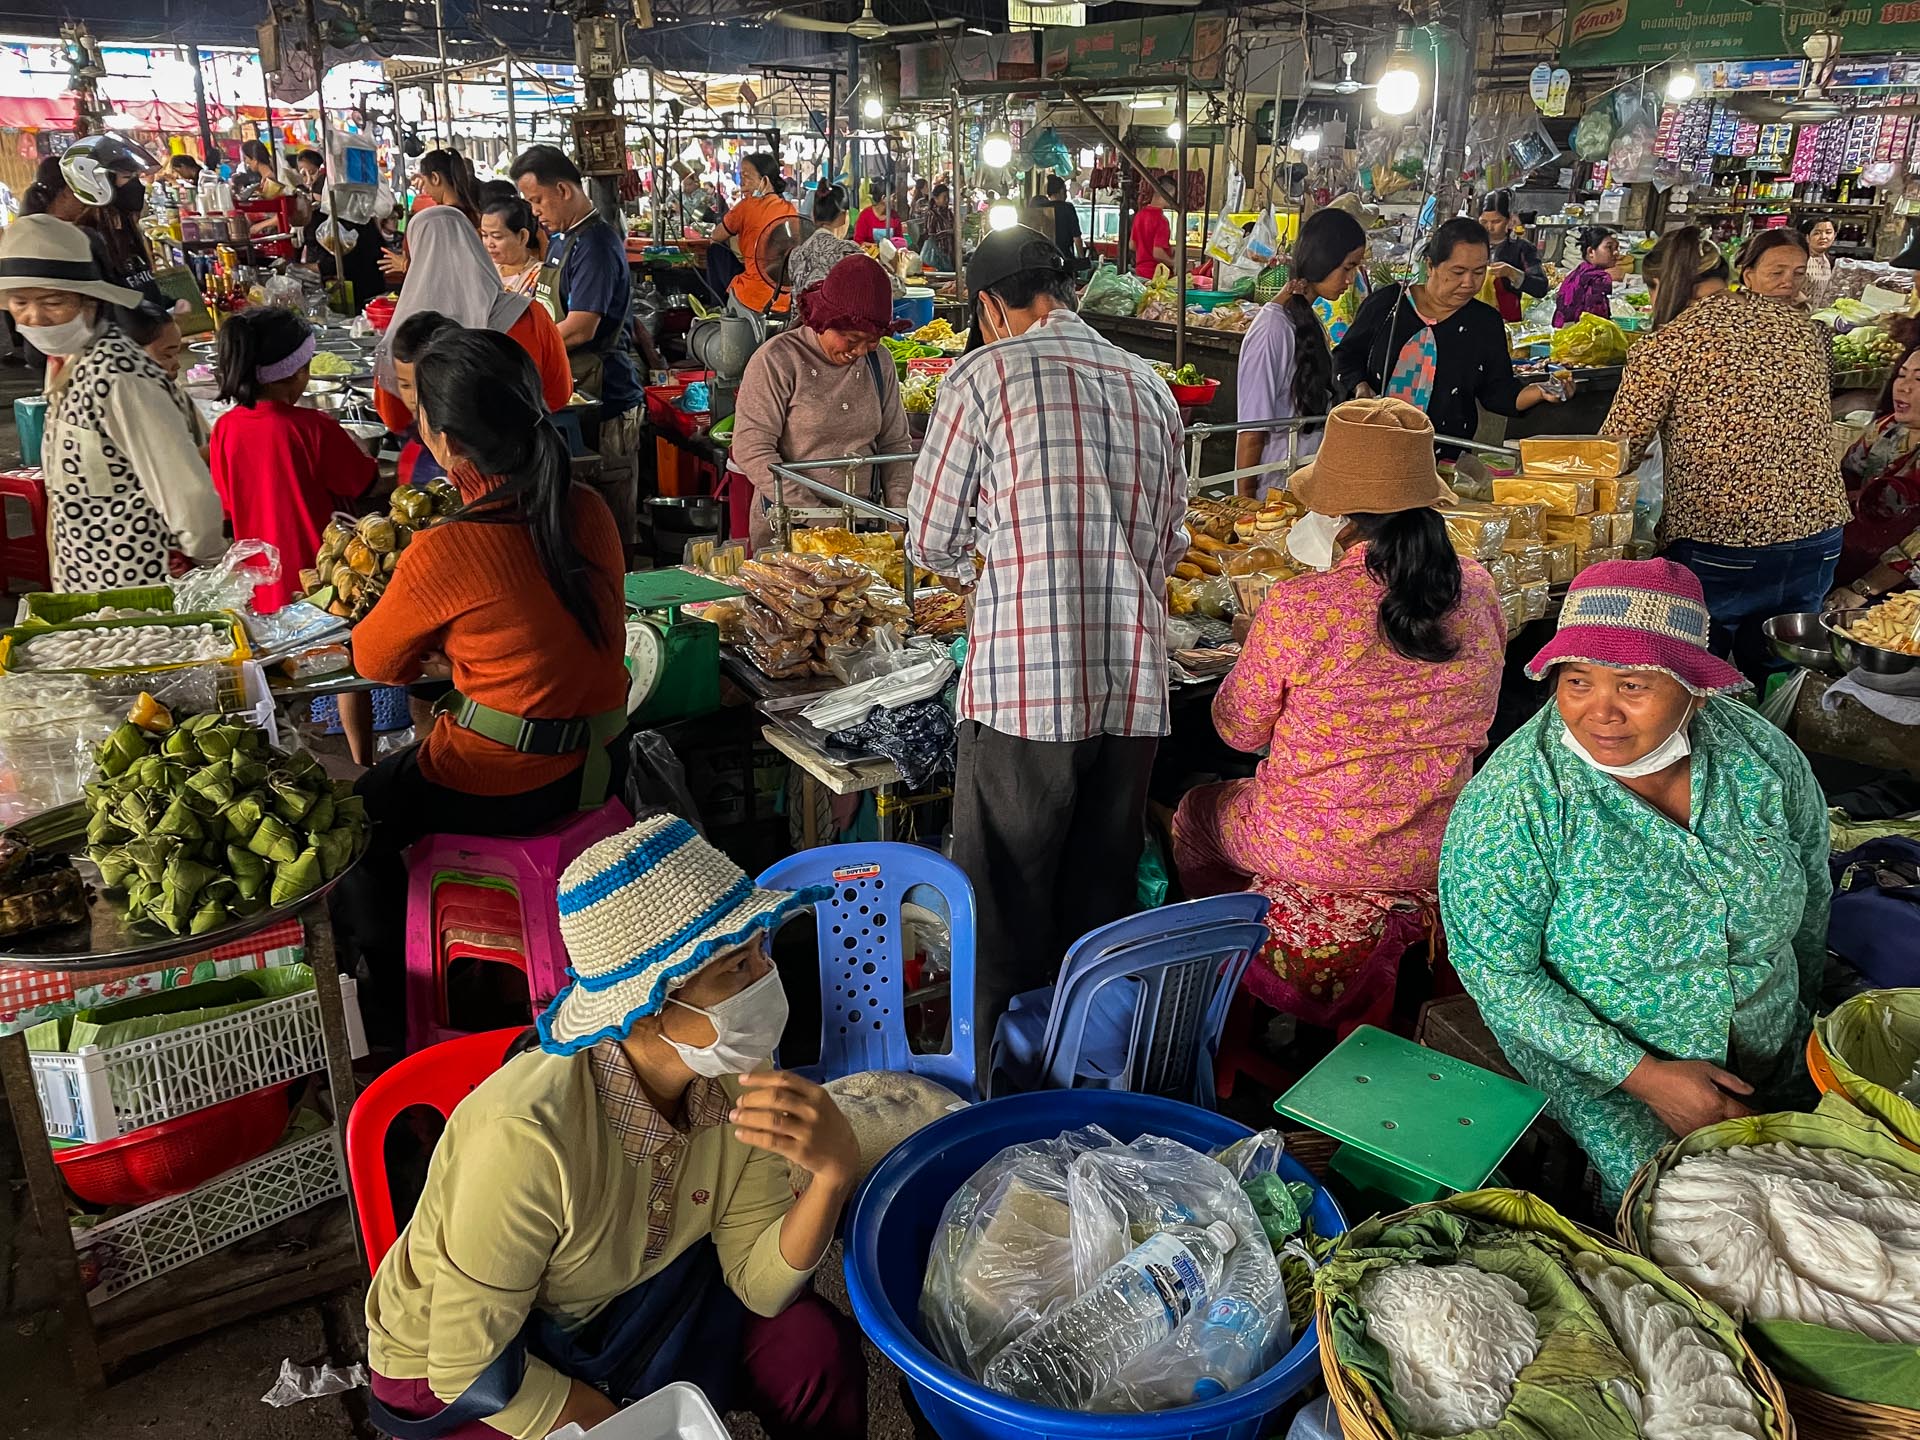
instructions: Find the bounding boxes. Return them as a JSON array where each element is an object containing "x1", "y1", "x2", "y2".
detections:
[{"x1": 364, "y1": 814, "x2": 866, "y2": 1440}]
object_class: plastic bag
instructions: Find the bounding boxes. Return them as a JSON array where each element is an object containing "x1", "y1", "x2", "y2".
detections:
[
  {"x1": 1549, "y1": 313, "x2": 1630, "y2": 367},
  {"x1": 260, "y1": 1358, "x2": 367, "y2": 1406},
  {"x1": 1242, "y1": 208, "x2": 1280, "y2": 267},
  {"x1": 172, "y1": 540, "x2": 282, "y2": 615},
  {"x1": 921, "y1": 1125, "x2": 1121, "y2": 1377},
  {"x1": 626, "y1": 728, "x2": 705, "y2": 833},
  {"x1": 1065, "y1": 1133, "x2": 1272, "y2": 1291},
  {"x1": 1634, "y1": 436, "x2": 1663, "y2": 544},
  {"x1": 1205, "y1": 213, "x2": 1248, "y2": 266},
  {"x1": 790, "y1": 1071, "x2": 968, "y2": 1192},
  {"x1": 1080, "y1": 262, "x2": 1145, "y2": 317}
]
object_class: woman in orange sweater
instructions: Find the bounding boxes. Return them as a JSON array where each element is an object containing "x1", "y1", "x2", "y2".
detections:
[
  {"x1": 371, "y1": 204, "x2": 571, "y2": 436},
  {"x1": 338, "y1": 327, "x2": 630, "y2": 1038}
]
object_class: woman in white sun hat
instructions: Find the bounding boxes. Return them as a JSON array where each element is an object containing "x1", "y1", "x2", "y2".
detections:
[
  {"x1": 364, "y1": 814, "x2": 867, "y2": 1440},
  {"x1": 0, "y1": 214, "x2": 223, "y2": 590}
]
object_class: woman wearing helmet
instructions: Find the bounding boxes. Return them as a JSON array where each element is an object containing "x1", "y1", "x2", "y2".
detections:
[
  {"x1": 54, "y1": 135, "x2": 166, "y2": 308},
  {"x1": 0, "y1": 216, "x2": 224, "y2": 590}
]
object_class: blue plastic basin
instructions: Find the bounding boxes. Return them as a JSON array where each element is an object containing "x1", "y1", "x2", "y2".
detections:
[{"x1": 842, "y1": 1091, "x2": 1347, "y2": 1440}]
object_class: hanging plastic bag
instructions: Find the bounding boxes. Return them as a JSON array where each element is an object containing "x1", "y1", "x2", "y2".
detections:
[
  {"x1": 171, "y1": 540, "x2": 281, "y2": 615},
  {"x1": 1634, "y1": 436, "x2": 1663, "y2": 544},
  {"x1": 1242, "y1": 208, "x2": 1280, "y2": 267},
  {"x1": 1204, "y1": 213, "x2": 1248, "y2": 266}
]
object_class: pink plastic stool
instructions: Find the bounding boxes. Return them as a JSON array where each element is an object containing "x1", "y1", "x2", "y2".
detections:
[{"x1": 403, "y1": 798, "x2": 632, "y2": 1052}]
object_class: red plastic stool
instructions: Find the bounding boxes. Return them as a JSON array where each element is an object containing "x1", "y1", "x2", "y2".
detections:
[
  {"x1": 402, "y1": 799, "x2": 632, "y2": 1052},
  {"x1": 0, "y1": 468, "x2": 51, "y2": 592}
]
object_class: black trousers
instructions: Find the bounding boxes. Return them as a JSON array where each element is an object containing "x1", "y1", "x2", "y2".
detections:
[
  {"x1": 950, "y1": 720, "x2": 1157, "y2": 1082},
  {"x1": 330, "y1": 740, "x2": 630, "y2": 1043}
]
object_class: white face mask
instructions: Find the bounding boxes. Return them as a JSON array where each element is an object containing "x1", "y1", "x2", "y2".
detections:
[
  {"x1": 18, "y1": 314, "x2": 98, "y2": 357},
  {"x1": 663, "y1": 965, "x2": 788, "y2": 1077},
  {"x1": 1286, "y1": 510, "x2": 1347, "y2": 571},
  {"x1": 1558, "y1": 710, "x2": 1694, "y2": 780}
]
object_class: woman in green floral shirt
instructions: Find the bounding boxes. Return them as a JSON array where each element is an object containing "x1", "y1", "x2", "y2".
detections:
[{"x1": 1440, "y1": 559, "x2": 1830, "y2": 1201}]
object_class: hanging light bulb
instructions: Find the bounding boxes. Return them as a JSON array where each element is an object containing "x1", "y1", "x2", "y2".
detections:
[
  {"x1": 982, "y1": 131, "x2": 1014, "y2": 168},
  {"x1": 1375, "y1": 32, "x2": 1422, "y2": 116},
  {"x1": 1665, "y1": 68, "x2": 1697, "y2": 102},
  {"x1": 1294, "y1": 129, "x2": 1322, "y2": 153},
  {"x1": 1166, "y1": 121, "x2": 1183, "y2": 141},
  {"x1": 988, "y1": 201, "x2": 1019, "y2": 230},
  {"x1": 915, "y1": 118, "x2": 931, "y2": 137},
  {"x1": 862, "y1": 94, "x2": 884, "y2": 121}
]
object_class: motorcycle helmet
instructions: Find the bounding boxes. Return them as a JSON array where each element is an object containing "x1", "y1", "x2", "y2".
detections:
[{"x1": 60, "y1": 133, "x2": 161, "y2": 207}]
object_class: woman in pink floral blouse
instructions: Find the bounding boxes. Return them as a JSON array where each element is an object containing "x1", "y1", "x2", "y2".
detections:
[{"x1": 1171, "y1": 398, "x2": 1505, "y2": 1024}]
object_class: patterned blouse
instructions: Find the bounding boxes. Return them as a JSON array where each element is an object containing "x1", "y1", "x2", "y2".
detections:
[
  {"x1": 1439, "y1": 696, "x2": 1831, "y2": 1199},
  {"x1": 1209, "y1": 544, "x2": 1506, "y2": 891},
  {"x1": 1600, "y1": 289, "x2": 1851, "y2": 548}
]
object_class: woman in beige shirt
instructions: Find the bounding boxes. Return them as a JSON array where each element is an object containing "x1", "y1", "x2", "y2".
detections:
[{"x1": 730, "y1": 254, "x2": 913, "y2": 551}]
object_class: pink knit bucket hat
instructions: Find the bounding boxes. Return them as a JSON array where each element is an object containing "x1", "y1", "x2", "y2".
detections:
[{"x1": 1525, "y1": 558, "x2": 1748, "y2": 695}]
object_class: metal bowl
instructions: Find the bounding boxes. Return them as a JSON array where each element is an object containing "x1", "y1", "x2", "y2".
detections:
[
  {"x1": 1763, "y1": 612, "x2": 1839, "y2": 674},
  {"x1": 1821, "y1": 607, "x2": 1920, "y2": 694}
]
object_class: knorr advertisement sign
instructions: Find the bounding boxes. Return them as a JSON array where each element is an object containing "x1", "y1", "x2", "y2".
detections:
[{"x1": 1563, "y1": 0, "x2": 1920, "y2": 68}]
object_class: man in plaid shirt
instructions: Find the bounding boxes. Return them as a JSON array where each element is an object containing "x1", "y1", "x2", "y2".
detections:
[{"x1": 908, "y1": 226, "x2": 1188, "y2": 1081}]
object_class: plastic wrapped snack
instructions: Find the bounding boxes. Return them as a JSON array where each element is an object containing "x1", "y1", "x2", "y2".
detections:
[
  {"x1": 1498, "y1": 501, "x2": 1545, "y2": 540},
  {"x1": 1442, "y1": 504, "x2": 1513, "y2": 560},
  {"x1": 1492, "y1": 476, "x2": 1597, "y2": 516},
  {"x1": 1519, "y1": 580, "x2": 1551, "y2": 622},
  {"x1": 1500, "y1": 542, "x2": 1548, "y2": 585},
  {"x1": 922, "y1": 1125, "x2": 1120, "y2": 1377},
  {"x1": 1515, "y1": 435, "x2": 1628, "y2": 478},
  {"x1": 1540, "y1": 512, "x2": 1613, "y2": 550},
  {"x1": 1544, "y1": 542, "x2": 1578, "y2": 583},
  {"x1": 1595, "y1": 476, "x2": 1640, "y2": 513},
  {"x1": 1500, "y1": 590, "x2": 1524, "y2": 636},
  {"x1": 1577, "y1": 545, "x2": 1625, "y2": 572},
  {"x1": 1479, "y1": 551, "x2": 1517, "y2": 595},
  {"x1": 1608, "y1": 511, "x2": 1636, "y2": 547}
]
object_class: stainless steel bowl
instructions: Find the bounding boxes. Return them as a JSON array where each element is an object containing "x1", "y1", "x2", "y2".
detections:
[
  {"x1": 1822, "y1": 607, "x2": 1920, "y2": 693},
  {"x1": 1763, "y1": 612, "x2": 1839, "y2": 674}
]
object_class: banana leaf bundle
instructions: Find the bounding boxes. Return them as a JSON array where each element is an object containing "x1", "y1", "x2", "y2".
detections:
[
  {"x1": 247, "y1": 813, "x2": 301, "y2": 865},
  {"x1": 269, "y1": 773, "x2": 317, "y2": 824},
  {"x1": 96, "y1": 722, "x2": 149, "y2": 778},
  {"x1": 271, "y1": 848, "x2": 325, "y2": 906}
]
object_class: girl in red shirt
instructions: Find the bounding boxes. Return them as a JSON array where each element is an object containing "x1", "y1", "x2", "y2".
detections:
[{"x1": 210, "y1": 308, "x2": 378, "y2": 611}]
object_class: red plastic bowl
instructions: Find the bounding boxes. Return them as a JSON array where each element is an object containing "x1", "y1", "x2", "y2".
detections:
[
  {"x1": 1170, "y1": 377, "x2": 1221, "y2": 407},
  {"x1": 363, "y1": 296, "x2": 400, "y2": 332},
  {"x1": 55, "y1": 1085, "x2": 292, "y2": 1208}
]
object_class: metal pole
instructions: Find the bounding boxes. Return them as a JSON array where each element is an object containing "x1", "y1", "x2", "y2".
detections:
[
  {"x1": 305, "y1": 0, "x2": 330, "y2": 284},
  {"x1": 950, "y1": 94, "x2": 964, "y2": 300},
  {"x1": 186, "y1": 45, "x2": 215, "y2": 165},
  {"x1": 433, "y1": 0, "x2": 453, "y2": 146},
  {"x1": 1175, "y1": 79, "x2": 1188, "y2": 372},
  {"x1": 505, "y1": 55, "x2": 518, "y2": 157}
]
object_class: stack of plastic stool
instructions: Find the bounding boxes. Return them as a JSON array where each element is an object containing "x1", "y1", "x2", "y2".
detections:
[{"x1": 403, "y1": 798, "x2": 632, "y2": 1052}]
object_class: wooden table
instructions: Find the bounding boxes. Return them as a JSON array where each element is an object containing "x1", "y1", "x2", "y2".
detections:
[{"x1": 758, "y1": 724, "x2": 903, "y2": 845}]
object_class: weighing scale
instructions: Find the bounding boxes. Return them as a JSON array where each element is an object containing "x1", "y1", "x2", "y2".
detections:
[
  {"x1": 623, "y1": 569, "x2": 743, "y2": 725},
  {"x1": 1277, "y1": 1026, "x2": 1547, "y2": 1208}
]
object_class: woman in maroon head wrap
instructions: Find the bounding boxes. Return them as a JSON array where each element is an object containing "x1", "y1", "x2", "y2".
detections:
[{"x1": 729, "y1": 255, "x2": 914, "y2": 552}]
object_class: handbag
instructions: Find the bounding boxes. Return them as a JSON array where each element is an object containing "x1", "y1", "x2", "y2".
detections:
[
  {"x1": 1829, "y1": 836, "x2": 1920, "y2": 989},
  {"x1": 365, "y1": 1241, "x2": 746, "y2": 1439}
]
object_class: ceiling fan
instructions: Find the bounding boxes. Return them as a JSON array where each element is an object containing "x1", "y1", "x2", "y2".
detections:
[
  {"x1": 769, "y1": 0, "x2": 961, "y2": 38},
  {"x1": 1719, "y1": 29, "x2": 1915, "y2": 122},
  {"x1": 1307, "y1": 51, "x2": 1372, "y2": 97}
]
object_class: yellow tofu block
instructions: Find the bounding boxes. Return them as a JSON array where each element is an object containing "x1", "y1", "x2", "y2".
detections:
[
  {"x1": 1540, "y1": 512, "x2": 1613, "y2": 549},
  {"x1": 1515, "y1": 435, "x2": 1629, "y2": 478},
  {"x1": 1499, "y1": 501, "x2": 1546, "y2": 540},
  {"x1": 1519, "y1": 579, "x2": 1551, "y2": 622},
  {"x1": 1493, "y1": 476, "x2": 1597, "y2": 516},
  {"x1": 1481, "y1": 550, "x2": 1517, "y2": 594},
  {"x1": 1500, "y1": 541, "x2": 1548, "y2": 585},
  {"x1": 1499, "y1": 589, "x2": 1524, "y2": 637},
  {"x1": 1577, "y1": 545, "x2": 1625, "y2": 573},
  {"x1": 1608, "y1": 511, "x2": 1636, "y2": 547},
  {"x1": 1595, "y1": 476, "x2": 1640, "y2": 512},
  {"x1": 1544, "y1": 542, "x2": 1578, "y2": 583},
  {"x1": 1442, "y1": 503, "x2": 1513, "y2": 560}
]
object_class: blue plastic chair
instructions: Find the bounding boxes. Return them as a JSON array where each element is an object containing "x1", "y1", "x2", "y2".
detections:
[
  {"x1": 757, "y1": 842, "x2": 977, "y2": 1099},
  {"x1": 989, "y1": 893, "x2": 1271, "y2": 1109}
]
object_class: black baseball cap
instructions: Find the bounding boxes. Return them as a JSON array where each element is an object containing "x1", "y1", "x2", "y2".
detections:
[{"x1": 965, "y1": 223, "x2": 1068, "y2": 296}]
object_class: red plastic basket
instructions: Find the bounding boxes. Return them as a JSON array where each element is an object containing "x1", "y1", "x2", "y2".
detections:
[{"x1": 54, "y1": 1084, "x2": 292, "y2": 1207}]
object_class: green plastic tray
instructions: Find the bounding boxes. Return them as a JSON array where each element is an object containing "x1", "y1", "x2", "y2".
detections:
[
  {"x1": 624, "y1": 569, "x2": 744, "y2": 613},
  {"x1": 1277, "y1": 1025, "x2": 1546, "y2": 1205},
  {"x1": 20, "y1": 587, "x2": 176, "y2": 626}
]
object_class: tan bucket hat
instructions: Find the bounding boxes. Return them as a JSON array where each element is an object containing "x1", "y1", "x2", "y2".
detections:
[
  {"x1": 0, "y1": 214, "x2": 143, "y2": 307},
  {"x1": 1291, "y1": 397, "x2": 1457, "y2": 515}
]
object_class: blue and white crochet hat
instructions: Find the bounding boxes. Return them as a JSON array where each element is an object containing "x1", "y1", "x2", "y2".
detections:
[{"x1": 536, "y1": 814, "x2": 828, "y2": 1054}]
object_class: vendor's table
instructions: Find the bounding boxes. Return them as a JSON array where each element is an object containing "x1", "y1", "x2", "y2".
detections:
[
  {"x1": 0, "y1": 900, "x2": 360, "y2": 1386},
  {"x1": 758, "y1": 723, "x2": 904, "y2": 845}
]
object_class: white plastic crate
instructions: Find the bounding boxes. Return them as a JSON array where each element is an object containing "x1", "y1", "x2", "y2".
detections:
[
  {"x1": 552, "y1": 1382, "x2": 728, "y2": 1440},
  {"x1": 32, "y1": 977, "x2": 366, "y2": 1143},
  {"x1": 74, "y1": 1127, "x2": 345, "y2": 1304}
]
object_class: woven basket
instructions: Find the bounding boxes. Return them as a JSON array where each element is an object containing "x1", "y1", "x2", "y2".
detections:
[
  {"x1": 1315, "y1": 1188, "x2": 1794, "y2": 1440},
  {"x1": 1810, "y1": 991, "x2": 1920, "y2": 1151},
  {"x1": 1252, "y1": 263, "x2": 1291, "y2": 303},
  {"x1": 1616, "y1": 1100, "x2": 1920, "y2": 1439}
]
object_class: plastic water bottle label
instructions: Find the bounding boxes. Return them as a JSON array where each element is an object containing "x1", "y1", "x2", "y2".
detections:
[
  {"x1": 1117, "y1": 1232, "x2": 1206, "y2": 1330},
  {"x1": 1202, "y1": 1295, "x2": 1262, "y2": 1336}
]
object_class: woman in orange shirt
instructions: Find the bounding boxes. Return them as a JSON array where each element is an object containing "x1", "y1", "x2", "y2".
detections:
[
  {"x1": 340, "y1": 326, "x2": 629, "y2": 1040},
  {"x1": 714, "y1": 151, "x2": 797, "y2": 317},
  {"x1": 371, "y1": 204, "x2": 572, "y2": 434}
]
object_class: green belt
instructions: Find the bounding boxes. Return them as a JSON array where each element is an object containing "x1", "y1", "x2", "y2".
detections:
[{"x1": 435, "y1": 691, "x2": 628, "y2": 809}]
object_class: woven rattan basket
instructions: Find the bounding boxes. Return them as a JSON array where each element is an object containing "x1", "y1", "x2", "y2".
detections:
[
  {"x1": 1315, "y1": 1187, "x2": 1794, "y2": 1440},
  {"x1": 1616, "y1": 1102, "x2": 1920, "y2": 1440}
]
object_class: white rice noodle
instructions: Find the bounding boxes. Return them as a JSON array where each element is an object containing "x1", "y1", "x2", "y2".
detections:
[
  {"x1": 1647, "y1": 1142, "x2": 1920, "y2": 1345},
  {"x1": 1355, "y1": 1262, "x2": 1540, "y2": 1435},
  {"x1": 1570, "y1": 1251, "x2": 1767, "y2": 1440}
]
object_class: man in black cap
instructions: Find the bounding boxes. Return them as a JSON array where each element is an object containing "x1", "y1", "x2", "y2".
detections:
[{"x1": 907, "y1": 226, "x2": 1188, "y2": 1083}]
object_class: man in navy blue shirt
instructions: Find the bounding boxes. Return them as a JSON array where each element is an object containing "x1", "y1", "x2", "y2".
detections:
[{"x1": 511, "y1": 144, "x2": 641, "y2": 547}]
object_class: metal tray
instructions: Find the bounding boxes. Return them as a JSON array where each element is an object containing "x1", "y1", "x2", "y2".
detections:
[
  {"x1": 0, "y1": 802, "x2": 364, "y2": 973},
  {"x1": 758, "y1": 692, "x2": 886, "y2": 765}
]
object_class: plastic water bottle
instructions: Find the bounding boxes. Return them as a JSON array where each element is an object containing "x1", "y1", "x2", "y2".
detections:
[
  {"x1": 1188, "y1": 1247, "x2": 1284, "y2": 1401},
  {"x1": 984, "y1": 1221, "x2": 1238, "y2": 1409}
]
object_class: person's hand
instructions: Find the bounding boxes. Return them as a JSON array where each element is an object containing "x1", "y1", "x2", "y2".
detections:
[
  {"x1": 1353, "y1": 383, "x2": 1377, "y2": 400},
  {"x1": 378, "y1": 248, "x2": 408, "y2": 281},
  {"x1": 1231, "y1": 612, "x2": 1256, "y2": 645},
  {"x1": 1828, "y1": 584, "x2": 1868, "y2": 611},
  {"x1": 166, "y1": 549, "x2": 193, "y2": 578},
  {"x1": 1488, "y1": 262, "x2": 1519, "y2": 285},
  {"x1": 1622, "y1": 1056, "x2": 1755, "y2": 1138},
  {"x1": 416, "y1": 650, "x2": 452, "y2": 680},
  {"x1": 731, "y1": 1070, "x2": 860, "y2": 1192}
]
